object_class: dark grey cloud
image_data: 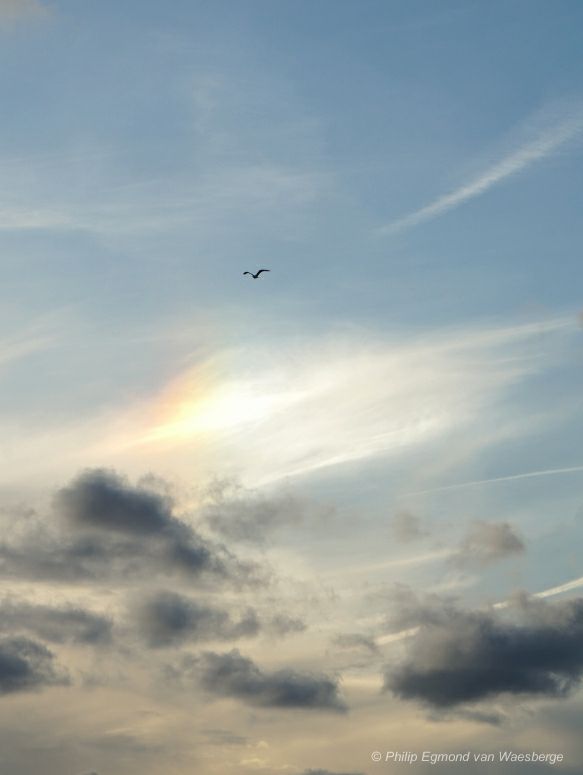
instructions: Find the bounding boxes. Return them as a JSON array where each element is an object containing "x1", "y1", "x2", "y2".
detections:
[
  {"x1": 199, "y1": 649, "x2": 347, "y2": 711},
  {"x1": 134, "y1": 590, "x2": 260, "y2": 648},
  {"x1": 0, "y1": 530, "x2": 155, "y2": 583},
  {"x1": 452, "y1": 520, "x2": 525, "y2": 568},
  {"x1": 0, "y1": 637, "x2": 68, "y2": 694},
  {"x1": 0, "y1": 469, "x2": 264, "y2": 587},
  {"x1": 203, "y1": 478, "x2": 331, "y2": 544},
  {"x1": 384, "y1": 593, "x2": 583, "y2": 709},
  {"x1": 0, "y1": 599, "x2": 112, "y2": 645},
  {"x1": 391, "y1": 510, "x2": 426, "y2": 543},
  {"x1": 56, "y1": 469, "x2": 176, "y2": 536},
  {"x1": 0, "y1": 529, "x2": 246, "y2": 585}
]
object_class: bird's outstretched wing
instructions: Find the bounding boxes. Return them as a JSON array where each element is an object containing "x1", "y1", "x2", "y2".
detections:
[
  {"x1": 243, "y1": 271, "x2": 252, "y2": 276},
  {"x1": 256, "y1": 269, "x2": 270, "y2": 276}
]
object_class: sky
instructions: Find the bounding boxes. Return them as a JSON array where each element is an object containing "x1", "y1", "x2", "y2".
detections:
[{"x1": 1, "y1": 1, "x2": 583, "y2": 774}]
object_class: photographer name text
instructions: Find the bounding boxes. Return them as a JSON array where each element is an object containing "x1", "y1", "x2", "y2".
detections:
[{"x1": 370, "y1": 750, "x2": 564, "y2": 765}]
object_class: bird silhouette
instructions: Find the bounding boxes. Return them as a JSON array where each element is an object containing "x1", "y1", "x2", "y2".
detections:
[{"x1": 243, "y1": 269, "x2": 270, "y2": 279}]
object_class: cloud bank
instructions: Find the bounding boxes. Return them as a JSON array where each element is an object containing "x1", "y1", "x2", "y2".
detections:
[
  {"x1": 199, "y1": 649, "x2": 347, "y2": 711},
  {"x1": 384, "y1": 593, "x2": 583, "y2": 708},
  {"x1": 0, "y1": 637, "x2": 68, "y2": 694},
  {"x1": 0, "y1": 469, "x2": 263, "y2": 586},
  {"x1": 0, "y1": 600, "x2": 112, "y2": 645},
  {"x1": 134, "y1": 590, "x2": 260, "y2": 648}
]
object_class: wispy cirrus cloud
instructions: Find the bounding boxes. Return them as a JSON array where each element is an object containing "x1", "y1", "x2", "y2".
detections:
[
  {"x1": 401, "y1": 463, "x2": 583, "y2": 498},
  {"x1": 0, "y1": 314, "x2": 571, "y2": 491},
  {"x1": 379, "y1": 108, "x2": 583, "y2": 235},
  {"x1": 0, "y1": 163, "x2": 324, "y2": 236},
  {"x1": 0, "y1": 329, "x2": 54, "y2": 368}
]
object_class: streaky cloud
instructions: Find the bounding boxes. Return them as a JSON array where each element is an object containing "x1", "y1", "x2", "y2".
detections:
[
  {"x1": 377, "y1": 573, "x2": 583, "y2": 647},
  {"x1": 379, "y1": 109, "x2": 583, "y2": 235},
  {"x1": 401, "y1": 463, "x2": 583, "y2": 497}
]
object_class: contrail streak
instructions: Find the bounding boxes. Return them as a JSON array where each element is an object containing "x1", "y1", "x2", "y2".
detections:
[
  {"x1": 376, "y1": 574, "x2": 583, "y2": 646},
  {"x1": 493, "y1": 575, "x2": 583, "y2": 608},
  {"x1": 379, "y1": 111, "x2": 583, "y2": 235},
  {"x1": 401, "y1": 465, "x2": 583, "y2": 498},
  {"x1": 535, "y1": 575, "x2": 583, "y2": 599}
]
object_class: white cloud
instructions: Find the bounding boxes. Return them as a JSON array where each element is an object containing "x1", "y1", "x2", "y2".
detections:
[
  {"x1": 379, "y1": 108, "x2": 583, "y2": 235},
  {"x1": 113, "y1": 316, "x2": 574, "y2": 488},
  {"x1": 402, "y1": 463, "x2": 583, "y2": 498},
  {"x1": 0, "y1": 314, "x2": 573, "y2": 497}
]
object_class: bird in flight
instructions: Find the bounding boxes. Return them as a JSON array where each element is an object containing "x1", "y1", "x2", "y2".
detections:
[{"x1": 243, "y1": 269, "x2": 270, "y2": 279}]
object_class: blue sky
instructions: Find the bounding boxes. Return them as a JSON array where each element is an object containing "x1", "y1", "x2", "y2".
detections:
[{"x1": 1, "y1": 2, "x2": 583, "y2": 774}]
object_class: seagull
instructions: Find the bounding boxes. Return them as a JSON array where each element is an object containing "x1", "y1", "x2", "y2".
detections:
[{"x1": 243, "y1": 269, "x2": 270, "y2": 279}]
